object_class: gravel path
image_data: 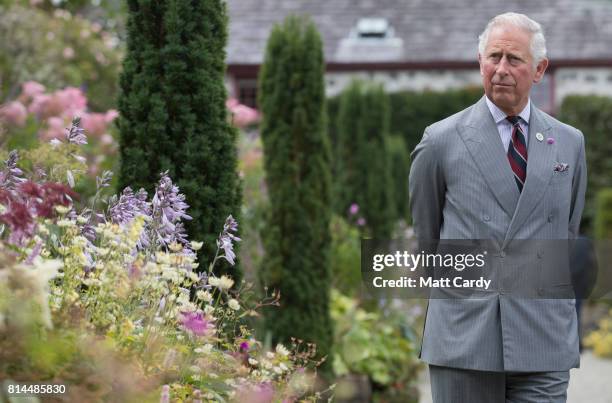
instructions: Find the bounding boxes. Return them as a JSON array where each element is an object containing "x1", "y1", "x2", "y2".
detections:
[{"x1": 418, "y1": 351, "x2": 612, "y2": 403}]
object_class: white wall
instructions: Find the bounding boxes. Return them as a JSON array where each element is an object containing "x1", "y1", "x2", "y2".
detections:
[{"x1": 554, "y1": 67, "x2": 612, "y2": 106}]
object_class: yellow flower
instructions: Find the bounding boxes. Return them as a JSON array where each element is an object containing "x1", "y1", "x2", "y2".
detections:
[{"x1": 208, "y1": 275, "x2": 234, "y2": 290}]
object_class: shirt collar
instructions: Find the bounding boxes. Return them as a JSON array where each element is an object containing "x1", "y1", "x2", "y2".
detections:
[{"x1": 485, "y1": 95, "x2": 531, "y2": 126}]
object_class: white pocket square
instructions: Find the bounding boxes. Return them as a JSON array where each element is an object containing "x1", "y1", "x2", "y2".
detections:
[{"x1": 553, "y1": 162, "x2": 569, "y2": 172}]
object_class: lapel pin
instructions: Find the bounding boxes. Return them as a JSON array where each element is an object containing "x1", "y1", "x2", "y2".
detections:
[
  {"x1": 536, "y1": 132, "x2": 544, "y2": 142},
  {"x1": 546, "y1": 137, "x2": 555, "y2": 145}
]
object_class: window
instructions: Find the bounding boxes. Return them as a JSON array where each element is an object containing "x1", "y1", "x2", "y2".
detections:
[
  {"x1": 356, "y1": 18, "x2": 391, "y2": 39},
  {"x1": 530, "y1": 73, "x2": 553, "y2": 113},
  {"x1": 237, "y1": 79, "x2": 258, "y2": 108}
]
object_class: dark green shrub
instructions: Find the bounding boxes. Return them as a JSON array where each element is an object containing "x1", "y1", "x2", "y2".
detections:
[
  {"x1": 558, "y1": 95, "x2": 612, "y2": 233},
  {"x1": 258, "y1": 16, "x2": 334, "y2": 377}
]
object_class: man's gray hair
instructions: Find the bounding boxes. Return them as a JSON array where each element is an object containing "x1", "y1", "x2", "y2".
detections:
[{"x1": 478, "y1": 12, "x2": 547, "y2": 68}]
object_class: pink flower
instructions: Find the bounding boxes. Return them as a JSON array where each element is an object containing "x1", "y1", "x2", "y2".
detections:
[
  {"x1": 0, "y1": 101, "x2": 27, "y2": 127},
  {"x1": 234, "y1": 383, "x2": 275, "y2": 403},
  {"x1": 357, "y1": 217, "x2": 366, "y2": 226},
  {"x1": 81, "y1": 112, "x2": 108, "y2": 137},
  {"x1": 180, "y1": 311, "x2": 215, "y2": 337},
  {"x1": 55, "y1": 87, "x2": 87, "y2": 119},
  {"x1": 160, "y1": 385, "x2": 170, "y2": 403},
  {"x1": 42, "y1": 117, "x2": 67, "y2": 140},
  {"x1": 62, "y1": 47, "x2": 75, "y2": 59},
  {"x1": 27, "y1": 93, "x2": 52, "y2": 118},
  {"x1": 349, "y1": 203, "x2": 359, "y2": 215},
  {"x1": 105, "y1": 109, "x2": 119, "y2": 122},
  {"x1": 226, "y1": 98, "x2": 260, "y2": 128},
  {"x1": 100, "y1": 133, "x2": 115, "y2": 146},
  {"x1": 21, "y1": 81, "x2": 46, "y2": 101}
]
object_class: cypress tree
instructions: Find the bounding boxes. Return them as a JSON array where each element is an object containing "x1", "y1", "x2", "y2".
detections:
[
  {"x1": 387, "y1": 134, "x2": 411, "y2": 223},
  {"x1": 336, "y1": 81, "x2": 396, "y2": 238},
  {"x1": 117, "y1": 0, "x2": 241, "y2": 278},
  {"x1": 334, "y1": 81, "x2": 364, "y2": 216},
  {"x1": 360, "y1": 84, "x2": 395, "y2": 238},
  {"x1": 258, "y1": 16, "x2": 333, "y2": 376}
]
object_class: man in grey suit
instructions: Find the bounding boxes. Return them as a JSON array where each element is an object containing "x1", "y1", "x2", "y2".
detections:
[{"x1": 409, "y1": 12, "x2": 587, "y2": 402}]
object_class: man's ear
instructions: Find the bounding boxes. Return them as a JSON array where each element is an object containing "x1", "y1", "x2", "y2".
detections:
[
  {"x1": 533, "y1": 58, "x2": 549, "y2": 83},
  {"x1": 478, "y1": 53, "x2": 484, "y2": 76}
]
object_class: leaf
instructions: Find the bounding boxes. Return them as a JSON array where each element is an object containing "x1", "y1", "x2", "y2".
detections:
[{"x1": 66, "y1": 170, "x2": 75, "y2": 188}]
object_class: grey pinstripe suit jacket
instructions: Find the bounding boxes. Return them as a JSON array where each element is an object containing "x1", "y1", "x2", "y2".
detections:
[{"x1": 408, "y1": 96, "x2": 587, "y2": 372}]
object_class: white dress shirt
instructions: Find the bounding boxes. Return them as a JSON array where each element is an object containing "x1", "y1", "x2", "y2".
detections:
[{"x1": 485, "y1": 96, "x2": 531, "y2": 153}]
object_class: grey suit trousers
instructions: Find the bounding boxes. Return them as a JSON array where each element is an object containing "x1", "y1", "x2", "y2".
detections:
[{"x1": 429, "y1": 364, "x2": 570, "y2": 403}]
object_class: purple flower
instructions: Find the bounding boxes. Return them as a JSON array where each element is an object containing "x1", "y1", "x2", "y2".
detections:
[
  {"x1": 108, "y1": 187, "x2": 152, "y2": 248},
  {"x1": 349, "y1": 203, "x2": 359, "y2": 215},
  {"x1": 66, "y1": 117, "x2": 87, "y2": 145},
  {"x1": 0, "y1": 150, "x2": 26, "y2": 189},
  {"x1": 240, "y1": 341, "x2": 250, "y2": 352},
  {"x1": 151, "y1": 172, "x2": 192, "y2": 249},
  {"x1": 546, "y1": 137, "x2": 555, "y2": 145},
  {"x1": 96, "y1": 170, "x2": 113, "y2": 190},
  {"x1": 235, "y1": 382, "x2": 275, "y2": 403},
  {"x1": 217, "y1": 214, "x2": 241, "y2": 265},
  {"x1": 357, "y1": 217, "x2": 366, "y2": 227},
  {"x1": 160, "y1": 385, "x2": 170, "y2": 403},
  {"x1": 179, "y1": 311, "x2": 215, "y2": 337},
  {"x1": 109, "y1": 187, "x2": 151, "y2": 224}
]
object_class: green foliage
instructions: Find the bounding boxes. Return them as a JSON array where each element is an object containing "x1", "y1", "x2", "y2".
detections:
[
  {"x1": 558, "y1": 95, "x2": 612, "y2": 233},
  {"x1": 335, "y1": 80, "x2": 396, "y2": 238},
  {"x1": 258, "y1": 16, "x2": 334, "y2": 378},
  {"x1": 0, "y1": 4, "x2": 122, "y2": 111},
  {"x1": 117, "y1": 0, "x2": 242, "y2": 279},
  {"x1": 329, "y1": 216, "x2": 362, "y2": 297},
  {"x1": 594, "y1": 188, "x2": 612, "y2": 239},
  {"x1": 388, "y1": 87, "x2": 482, "y2": 154},
  {"x1": 387, "y1": 134, "x2": 411, "y2": 224},
  {"x1": 328, "y1": 86, "x2": 481, "y2": 169},
  {"x1": 331, "y1": 290, "x2": 421, "y2": 402}
]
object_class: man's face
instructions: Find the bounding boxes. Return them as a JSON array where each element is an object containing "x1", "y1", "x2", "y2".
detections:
[{"x1": 479, "y1": 24, "x2": 548, "y2": 116}]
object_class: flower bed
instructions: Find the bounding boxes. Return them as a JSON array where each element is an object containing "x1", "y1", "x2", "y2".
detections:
[{"x1": 0, "y1": 119, "x2": 328, "y2": 402}]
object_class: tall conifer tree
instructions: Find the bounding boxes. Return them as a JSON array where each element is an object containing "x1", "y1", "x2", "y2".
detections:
[
  {"x1": 117, "y1": 0, "x2": 241, "y2": 278},
  {"x1": 258, "y1": 16, "x2": 333, "y2": 376},
  {"x1": 336, "y1": 81, "x2": 395, "y2": 238}
]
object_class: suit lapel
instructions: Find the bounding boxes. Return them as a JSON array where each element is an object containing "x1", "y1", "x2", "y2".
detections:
[
  {"x1": 457, "y1": 96, "x2": 520, "y2": 219},
  {"x1": 504, "y1": 105, "x2": 554, "y2": 243}
]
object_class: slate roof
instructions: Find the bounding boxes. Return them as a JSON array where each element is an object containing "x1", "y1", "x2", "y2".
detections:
[{"x1": 226, "y1": 0, "x2": 612, "y2": 65}]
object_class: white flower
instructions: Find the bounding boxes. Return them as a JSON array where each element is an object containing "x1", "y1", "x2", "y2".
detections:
[
  {"x1": 194, "y1": 344, "x2": 213, "y2": 354},
  {"x1": 190, "y1": 365, "x2": 201, "y2": 373},
  {"x1": 190, "y1": 241, "x2": 203, "y2": 251},
  {"x1": 248, "y1": 358, "x2": 259, "y2": 366},
  {"x1": 228, "y1": 299, "x2": 240, "y2": 311},
  {"x1": 49, "y1": 138, "x2": 62, "y2": 148},
  {"x1": 276, "y1": 344, "x2": 290, "y2": 357},
  {"x1": 196, "y1": 290, "x2": 213, "y2": 302},
  {"x1": 208, "y1": 275, "x2": 234, "y2": 290},
  {"x1": 188, "y1": 271, "x2": 200, "y2": 282}
]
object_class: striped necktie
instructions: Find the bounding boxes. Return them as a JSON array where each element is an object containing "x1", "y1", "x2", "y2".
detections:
[{"x1": 506, "y1": 116, "x2": 528, "y2": 192}]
